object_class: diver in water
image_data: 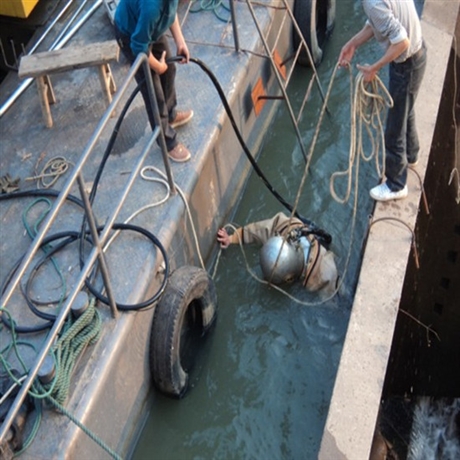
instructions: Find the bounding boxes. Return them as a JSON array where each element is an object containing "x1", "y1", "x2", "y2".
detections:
[{"x1": 217, "y1": 212, "x2": 338, "y2": 295}]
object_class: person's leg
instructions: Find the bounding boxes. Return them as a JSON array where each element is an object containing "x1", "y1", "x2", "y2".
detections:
[
  {"x1": 406, "y1": 45, "x2": 427, "y2": 165},
  {"x1": 146, "y1": 37, "x2": 178, "y2": 151},
  {"x1": 114, "y1": 28, "x2": 190, "y2": 161},
  {"x1": 151, "y1": 36, "x2": 178, "y2": 123},
  {"x1": 115, "y1": 28, "x2": 178, "y2": 150},
  {"x1": 384, "y1": 60, "x2": 411, "y2": 192}
]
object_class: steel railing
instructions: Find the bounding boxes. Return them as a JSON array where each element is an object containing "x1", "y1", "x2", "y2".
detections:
[{"x1": 0, "y1": 52, "x2": 175, "y2": 444}]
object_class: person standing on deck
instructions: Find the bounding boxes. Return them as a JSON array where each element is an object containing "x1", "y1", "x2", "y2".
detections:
[
  {"x1": 338, "y1": 0, "x2": 427, "y2": 202},
  {"x1": 114, "y1": 0, "x2": 194, "y2": 162}
]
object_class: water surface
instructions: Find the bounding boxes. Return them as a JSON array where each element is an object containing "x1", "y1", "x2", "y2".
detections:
[{"x1": 134, "y1": 1, "x2": 388, "y2": 458}]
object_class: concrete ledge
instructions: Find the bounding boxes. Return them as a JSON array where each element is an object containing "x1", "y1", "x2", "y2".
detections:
[{"x1": 318, "y1": 1, "x2": 460, "y2": 458}]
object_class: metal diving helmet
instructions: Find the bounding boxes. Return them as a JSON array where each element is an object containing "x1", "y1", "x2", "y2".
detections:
[{"x1": 259, "y1": 235, "x2": 305, "y2": 284}]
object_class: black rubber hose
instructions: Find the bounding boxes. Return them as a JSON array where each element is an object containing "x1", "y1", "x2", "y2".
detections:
[
  {"x1": 79, "y1": 79, "x2": 144, "y2": 270},
  {"x1": 1, "y1": 196, "x2": 169, "y2": 335},
  {"x1": 83, "y1": 223, "x2": 169, "y2": 311},
  {"x1": 169, "y1": 56, "x2": 332, "y2": 246},
  {"x1": 22, "y1": 232, "x2": 86, "y2": 321},
  {"x1": 0, "y1": 232, "x2": 81, "y2": 332}
]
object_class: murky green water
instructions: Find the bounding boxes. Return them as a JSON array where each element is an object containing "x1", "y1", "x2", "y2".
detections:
[{"x1": 133, "y1": 1, "x2": 392, "y2": 458}]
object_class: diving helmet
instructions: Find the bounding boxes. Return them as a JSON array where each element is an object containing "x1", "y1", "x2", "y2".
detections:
[{"x1": 259, "y1": 235, "x2": 305, "y2": 284}]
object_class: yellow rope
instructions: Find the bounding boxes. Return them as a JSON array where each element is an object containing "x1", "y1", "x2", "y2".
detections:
[{"x1": 26, "y1": 156, "x2": 73, "y2": 189}]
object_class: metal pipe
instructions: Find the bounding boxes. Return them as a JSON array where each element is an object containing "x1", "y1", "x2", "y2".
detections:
[
  {"x1": 0, "y1": 0, "x2": 103, "y2": 118},
  {"x1": 77, "y1": 172, "x2": 118, "y2": 318},
  {"x1": 28, "y1": 0, "x2": 75, "y2": 54},
  {"x1": 229, "y1": 0, "x2": 240, "y2": 52},
  {"x1": 142, "y1": 57, "x2": 176, "y2": 194},
  {"x1": 49, "y1": 0, "x2": 89, "y2": 51}
]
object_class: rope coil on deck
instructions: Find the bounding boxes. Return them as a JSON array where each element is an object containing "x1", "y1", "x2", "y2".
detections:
[
  {"x1": 0, "y1": 300, "x2": 121, "y2": 459},
  {"x1": 32, "y1": 296, "x2": 102, "y2": 405}
]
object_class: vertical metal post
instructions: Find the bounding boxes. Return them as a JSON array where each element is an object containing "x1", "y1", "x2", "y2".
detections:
[
  {"x1": 142, "y1": 58, "x2": 177, "y2": 194},
  {"x1": 229, "y1": 0, "x2": 240, "y2": 52},
  {"x1": 77, "y1": 173, "x2": 118, "y2": 318}
]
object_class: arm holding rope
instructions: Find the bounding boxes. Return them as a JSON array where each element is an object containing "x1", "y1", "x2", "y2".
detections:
[
  {"x1": 357, "y1": 38, "x2": 409, "y2": 82},
  {"x1": 338, "y1": 23, "x2": 374, "y2": 67}
]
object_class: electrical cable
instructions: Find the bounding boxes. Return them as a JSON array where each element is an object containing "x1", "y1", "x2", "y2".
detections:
[
  {"x1": 83, "y1": 223, "x2": 169, "y2": 311},
  {"x1": 78, "y1": 79, "x2": 144, "y2": 288}
]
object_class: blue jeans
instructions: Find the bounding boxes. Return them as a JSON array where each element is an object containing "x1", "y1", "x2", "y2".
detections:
[{"x1": 384, "y1": 43, "x2": 427, "y2": 191}]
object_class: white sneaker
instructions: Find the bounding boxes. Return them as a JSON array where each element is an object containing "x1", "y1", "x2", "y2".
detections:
[{"x1": 370, "y1": 183, "x2": 408, "y2": 202}]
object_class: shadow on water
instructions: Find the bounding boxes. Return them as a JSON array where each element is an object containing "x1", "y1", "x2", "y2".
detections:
[{"x1": 133, "y1": 1, "x2": 397, "y2": 459}]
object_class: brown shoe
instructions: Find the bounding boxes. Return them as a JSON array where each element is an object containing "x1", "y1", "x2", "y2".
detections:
[
  {"x1": 170, "y1": 109, "x2": 194, "y2": 129},
  {"x1": 168, "y1": 143, "x2": 191, "y2": 163}
]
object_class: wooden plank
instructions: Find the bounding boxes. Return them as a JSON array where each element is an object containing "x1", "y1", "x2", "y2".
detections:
[{"x1": 18, "y1": 40, "x2": 120, "y2": 79}]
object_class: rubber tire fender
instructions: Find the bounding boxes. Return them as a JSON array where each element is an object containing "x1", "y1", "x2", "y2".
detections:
[
  {"x1": 149, "y1": 265, "x2": 217, "y2": 398},
  {"x1": 293, "y1": 0, "x2": 336, "y2": 67}
]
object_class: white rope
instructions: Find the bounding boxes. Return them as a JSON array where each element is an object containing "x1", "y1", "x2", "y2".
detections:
[
  {"x1": 448, "y1": 35, "x2": 460, "y2": 204},
  {"x1": 104, "y1": 165, "x2": 206, "y2": 271},
  {"x1": 330, "y1": 70, "x2": 393, "y2": 204}
]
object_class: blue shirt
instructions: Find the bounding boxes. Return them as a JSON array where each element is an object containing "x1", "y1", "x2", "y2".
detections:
[{"x1": 114, "y1": 0, "x2": 179, "y2": 56}]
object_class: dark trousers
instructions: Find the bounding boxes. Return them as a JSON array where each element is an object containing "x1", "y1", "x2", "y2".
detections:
[
  {"x1": 384, "y1": 43, "x2": 427, "y2": 191},
  {"x1": 115, "y1": 29, "x2": 178, "y2": 151}
]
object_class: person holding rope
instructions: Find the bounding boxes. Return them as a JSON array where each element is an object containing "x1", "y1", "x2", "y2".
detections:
[
  {"x1": 114, "y1": 0, "x2": 194, "y2": 163},
  {"x1": 338, "y1": 0, "x2": 427, "y2": 202},
  {"x1": 217, "y1": 212, "x2": 338, "y2": 294}
]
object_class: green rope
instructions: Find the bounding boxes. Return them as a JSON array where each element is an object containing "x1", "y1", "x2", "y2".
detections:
[
  {"x1": 0, "y1": 308, "x2": 32, "y2": 376},
  {"x1": 2, "y1": 300, "x2": 120, "y2": 459},
  {"x1": 190, "y1": 0, "x2": 231, "y2": 22},
  {"x1": 22, "y1": 198, "x2": 67, "y2": 310},
  {"x1": 34, "y1": 297, "x2": 102, "y2": 405},
  {"x1": 12, "y1": 399, "x2": 42, "y2": 458},
  {"x1": 44, "y1": 396, "x2": 122, "y2": 460},
  {"x1": 31, "y1": 299, "x2": 123, "y2": 459}
]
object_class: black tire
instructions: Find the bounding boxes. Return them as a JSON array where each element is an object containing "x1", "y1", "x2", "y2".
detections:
[
  {"x1": 149, "y1": 265, "x2": 217, "y2": 398},
  {"x1": 293, "y1": 0, "x2": 336, "y2": 67}
]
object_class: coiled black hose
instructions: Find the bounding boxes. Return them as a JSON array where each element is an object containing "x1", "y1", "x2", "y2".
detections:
[{"x1": 0, "y1": 80, "x2": 169, "y2": 333}]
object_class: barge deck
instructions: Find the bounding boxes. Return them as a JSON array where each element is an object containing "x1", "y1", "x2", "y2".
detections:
[{"x1": 0, "y1": 1, "x2": 312, "y2": 457}]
